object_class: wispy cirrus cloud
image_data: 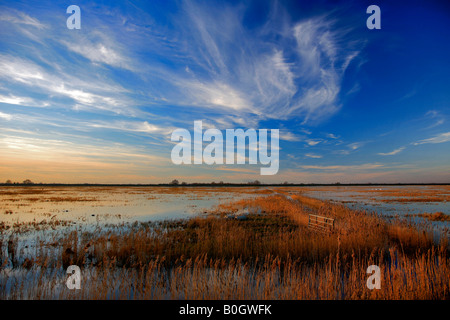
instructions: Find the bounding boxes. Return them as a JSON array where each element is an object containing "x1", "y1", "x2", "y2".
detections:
[
  {"x1": 300, "y1": 163, "x2": 384, "y2": 171},
  {"x1": 6, "y1": 1, "x2": 447, "y2": 184},
  {"x1": 305, "y1": 139, "x2": 322, "y2": 146},
  {"x1": 289, "y1": 17, "x2": 360, "y2": 123},
  {"x1": 0, "y1": 111, "x2": 12, "y2": 121},
  {"x1": 142, "y1": 1, "x2": 363, "y2": 122},
  {"x1": 348, "y1": 142, "x2": 364, "y2": 150},
  {"x1": 279, "y1": 131, "x2": 302, "y2": 142},
  {"x1": 0, "y1": 94, "x2": 46, "y2": 107},
  {"x1": 326, "y1": 133, "x2": 339, "y2": 139},
  {"x1": 88, "y1": 120, "x2": 171, "y2": 135},
  {"x1": 0, "y1": 54, "x2": 135, "y2": 115},
  {"x1": 423, "y1": 110, "x2": 445, "y2": 129},
  {"x1": 0, "y1": 2, "x2": 363, "y2": 126},
  {"x1": 413, "y1": 132, "x2": 450, "y2": 145},
  {"x1": 0, "y1": 7, "x2": 46, "y2": 29},
  {"x1": 181, "y1": 81, "x2": 254, "y2": 113},
  {"x1": 305, "y1": 153, "x2": 323, "y2": 159},
  {"x1": 60, "y1": 31, "x2": 133, "y2": 70},
  {"x1": 378, "y1": 147, "x2": 405, "y2": 156},
  {"x1": 334, "y1": 141, "x2": 365, "y2": 155}
]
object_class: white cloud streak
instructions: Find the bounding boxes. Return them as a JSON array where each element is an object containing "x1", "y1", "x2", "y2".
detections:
[
  {"x1": 0, "y1": 3, "x2": 363, "y2": 126},
  {"x1": 60, "y1": 31, "x2": 133, "y2": 70},
  {"x1": 149, "y1": 2, "x2": 363, "y2": 122},
  {"x1": 0, "y1": 111, "x2": 12, "y2": 121},
  {"x1": 88, "y1": 120, "x2": 171, "y2": 135},
  {"x1": 0, "y1": 8, "x2": 46, "y2": 29},
  {"x1": 0, "y1": 54, "x2": 134, "y2": 115},
  {"x1": 378, "y1": 147, "x2": 405, "y2": 156},
  {"x1": 300, "y1": 163, "x2": 384, "y2": 171},
  {"x1": 413, "y1": 132, "x2": 450, "y2": 145},
  {"x1": 305, "y1": 153, "x2": 322, "y2": 159}
]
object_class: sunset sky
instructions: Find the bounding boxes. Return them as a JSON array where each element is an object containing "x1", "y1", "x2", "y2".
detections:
[{"x1": 0, "y1": 0, "x2": 449, "y2": 184}]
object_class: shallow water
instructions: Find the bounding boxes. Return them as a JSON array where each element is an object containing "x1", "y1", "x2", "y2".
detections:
[
  {"x1": 300, "y1": 185, "x2": 449, "y2": 216},
  {"x1": 0, "y1": 186, "x2": 259, "y2": 228},
  {"x1": 1, "y1": 185, "x2": 449, "y2": 268},
  {"x1": 0, "y1": 186, "x2": 266, "y2": 262},
  {"x1": 1, "y1": 185, "x2": 448, "y2": 236}
]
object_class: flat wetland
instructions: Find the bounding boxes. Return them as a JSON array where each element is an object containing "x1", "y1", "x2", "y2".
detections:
[
  {"x1": 301, "y1": 185, "x2": 450, "y2": 214},
  {"x1": 0, "y1": 186, "x2": 265, "y2": 228},
  {"x1": 0, "y1": 185, "x2": 449, "y2": 299}
]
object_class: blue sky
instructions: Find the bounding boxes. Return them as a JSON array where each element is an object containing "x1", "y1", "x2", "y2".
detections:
[{"x1": 0, "y1": 0, "x2": 449, "y2": 183}]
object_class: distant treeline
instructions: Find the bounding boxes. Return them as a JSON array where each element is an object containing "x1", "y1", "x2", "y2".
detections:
[{"x1": 0, "y1": 180, "x2": 448, "y2": 187}]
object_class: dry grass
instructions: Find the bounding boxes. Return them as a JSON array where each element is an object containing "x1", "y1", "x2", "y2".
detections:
[
  {"x1": 0, "y1": 192, "x2": 449, "y2": 300},
  {"x1": 405, "y1": 211, "x2": 450, "y2": 222},
  {"x1": 380, "y1": 197, "x2": 449, "y2": 203},
  {"x1": 298, "y1": 185, "x2": 450, "y2": 203},
  {"x1": 362, "y1": 187, "x2": 449, "y2": 203}
]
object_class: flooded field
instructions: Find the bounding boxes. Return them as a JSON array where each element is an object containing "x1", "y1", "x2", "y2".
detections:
[
  {"x1": 1, "y1": 184, "x2": 448, "y2": 242},
  {"x1": 2, "y1": 185, "x2": 447, "y2": 227},
  {"x1": 1, "y1": 185, "x2": 449, "y2": 300},
  {"x1": 0, "y1": 186, "x2": 269, "y2": 228},
  {"x1": 299, "y1": 185, "x2": 450, "y2": 216}
]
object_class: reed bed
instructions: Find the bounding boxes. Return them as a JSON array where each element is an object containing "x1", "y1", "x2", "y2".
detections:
[
  {"x1": 405, "y1": 212, "x2": 450, "y2": 222},
  {"x1": 0, "y1": 193, "x2": 449, "y2": 299}
]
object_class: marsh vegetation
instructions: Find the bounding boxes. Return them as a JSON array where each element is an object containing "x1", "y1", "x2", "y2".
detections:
[{"x1": 0, "y1": 186, "x2": 449, "y2": 299}]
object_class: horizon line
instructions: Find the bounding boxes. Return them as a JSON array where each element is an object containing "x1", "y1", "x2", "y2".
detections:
[{"x1": 1, "y1": 182, "x2": 449, "y2": 187}]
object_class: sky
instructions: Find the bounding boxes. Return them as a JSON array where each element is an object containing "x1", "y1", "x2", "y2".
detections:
[{"x1": 0, "y1": 0, "x2": 449, "y2": 184}]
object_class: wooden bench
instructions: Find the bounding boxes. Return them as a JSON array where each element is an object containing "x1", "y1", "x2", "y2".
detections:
[{"x1": 308, "y1": 214, "x2": 335, "y2": 233}]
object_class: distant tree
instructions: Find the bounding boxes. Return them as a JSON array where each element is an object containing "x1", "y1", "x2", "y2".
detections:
[
  {"x1": 23, "y1": 179, "x2": 34, "y2": 185},
  {"x1": 218, "y1": 181, "x2": 224, "y2": 185},
  {"x1": 283, "y1": 181, "x2": 289, "y2": 185},
  {"x1": 181, "y1": 181, "x2": 187, "y2": 185},
  {"x1": 249, "y1": 180, "x2": 261, "y2": 185},
  {"x1": 170, "y1": 179, "x2": 179, "y2": 185},
  {"x1": 5, "y1": 179, "x2": 12, "y2": 184}
]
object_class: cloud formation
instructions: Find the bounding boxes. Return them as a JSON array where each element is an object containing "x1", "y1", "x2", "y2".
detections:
[
  {"x1": 378, "y1": 147, "x2": 405, "y2": 156},
  {"x1": 0, "y1": 1, "x2": 448, "y2": 183},
  {"x1": 413, "y1": 132, "x2": 450, "y2": 145},
  {"x1": 128, "y1": 2, "x2": 363, "y2": 123}
]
